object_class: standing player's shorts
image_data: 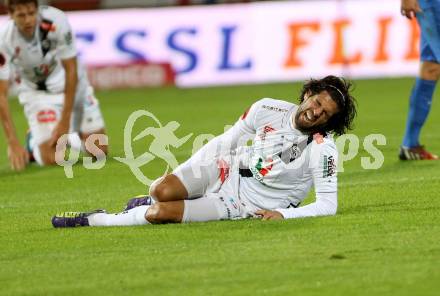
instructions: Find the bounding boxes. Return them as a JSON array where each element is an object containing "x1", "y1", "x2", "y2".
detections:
[
  {"x1": 417, "y1": 1, "x2": 440, "y2": 62},
  {"x1": 20, "y1": 84, "x2": 105, "y2": 146}
]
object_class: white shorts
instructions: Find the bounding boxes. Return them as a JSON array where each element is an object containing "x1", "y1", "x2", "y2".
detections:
[
  {"x1": 173, "y1": 145, "x2": 260, "y2": 222},
  {"x1": 21, "y1": 87, "x2": 105, "y2": 146}
]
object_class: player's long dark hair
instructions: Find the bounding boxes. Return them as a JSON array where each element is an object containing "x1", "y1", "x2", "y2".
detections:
[{"x1": 298, "y1": 75, "x2": 357, "y2": 136}]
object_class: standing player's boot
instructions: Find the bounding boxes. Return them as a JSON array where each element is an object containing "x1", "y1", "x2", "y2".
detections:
[
  {"x1": 52, "y1": 209, "x2": 107, "y2": 228},
  {"x1": 124, "y1": 195, "x2": 153, "y2": 211},
  {"x1": 399, "y1": 145, "x2": 439, "y2": 160}
]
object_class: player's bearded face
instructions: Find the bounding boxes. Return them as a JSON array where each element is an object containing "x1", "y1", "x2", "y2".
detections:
[
  {"x1": 295, "y1": 91, "x2": 339, "y2": 134},
  {"x1": 10, "y1": 3, "x2": 38, "y2": 39}
]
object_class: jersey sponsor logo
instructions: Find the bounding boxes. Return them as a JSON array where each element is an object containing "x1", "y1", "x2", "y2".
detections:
[
  {"x1": 0, "y1": 53, "x2": 5, "y2": 67},
  {"x1": 37, "y1": 109, "x2": 57, "y2": 123},
  {"x1": 250, "y1": 156, "x2": 273, "y2": 182},
  {"x1": 323, "y1": 155, "x2": 336, "y2": 178},
  {"x1": 262, "y1": 104, "x2": 289, "y2": 113}
]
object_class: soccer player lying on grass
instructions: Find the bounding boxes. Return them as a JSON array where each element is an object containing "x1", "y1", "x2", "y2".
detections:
[{"x1": 52, "y1": 75, "x2": 357, "y2": 227}]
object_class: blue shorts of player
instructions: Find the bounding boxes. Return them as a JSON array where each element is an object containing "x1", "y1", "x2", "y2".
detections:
[{"x1": 418, "y1": 0, "x2": 440, "y2": 62}]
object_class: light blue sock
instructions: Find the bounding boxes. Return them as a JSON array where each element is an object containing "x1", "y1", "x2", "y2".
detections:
[{"x1": 402, "y1": 78, "x2": 436, "y2": 148}]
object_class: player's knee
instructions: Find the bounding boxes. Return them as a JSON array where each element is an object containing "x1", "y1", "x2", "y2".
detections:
[
  {"x1": 98, "y1": 144, "x2": 108, "y2": 156},
  {"x1": 149, "y1": 180, "x2": 175, "y2": 202},
  {"x1": 40, "y1": 154, "x2": 56, "y2": 166},
  {"x1": 420, "y1": 62, "x2": 440, "y2": 80},
  {"x1": 145, "y1": 203, "x2": 173, "y2": 224}
]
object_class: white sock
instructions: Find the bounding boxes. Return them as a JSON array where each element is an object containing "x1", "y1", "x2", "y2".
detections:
[
  {"x1": 88, "y1": 206, "x2": 150, "y2": 226},
  {"x1": 67, "y1": 132, "x2": 85, "y2": 152},
  {"x1": 32, "y1": 143, "x2": 44, "y2": 166}
]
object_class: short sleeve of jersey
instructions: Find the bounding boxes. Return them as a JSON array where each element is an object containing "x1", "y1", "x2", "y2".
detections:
[
  {"x1": 310, "y1": 139, "x2": 338, "y2": 194},
  {"x1": 0, "y1": 36, "x2": 11, "y2": 81},
  {"x1": 238, "y1": 98, "x2": 274, "y2": 133},
  {"x1": 50, "y1": 8, "x2": 77, "y2": 59}
]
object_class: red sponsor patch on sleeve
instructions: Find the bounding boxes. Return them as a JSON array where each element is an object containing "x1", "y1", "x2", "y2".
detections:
[
  {"x1": 217, "y1": 159, "x2": 230, "y2": 184},
  {"x1": 241, "y1": 107, "x2": 251, "y2": 120}
]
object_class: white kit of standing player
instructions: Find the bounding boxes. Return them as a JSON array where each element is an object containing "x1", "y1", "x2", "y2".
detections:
[
  {"x1": 173, "y1": 98, "x2": 338, "y2": 221},
  {"x1": 0, "y1": 5, "x2": 104, "y2": 164}
]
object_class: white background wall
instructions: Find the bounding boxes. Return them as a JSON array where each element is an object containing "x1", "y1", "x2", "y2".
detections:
[{"x1": 1, "y1": 0, "x2": 419, "y2": 87}]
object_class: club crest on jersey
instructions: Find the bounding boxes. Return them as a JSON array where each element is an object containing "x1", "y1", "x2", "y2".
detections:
[
  {"x1": 287, "y1": 144, "x2": 301, "y2": 161},
  {"x1": 323, "y1": 155, "x2": 336, "y2": 178},
  {"x1": 64, "y1": 32, "x2": 73, "y2": 45}
]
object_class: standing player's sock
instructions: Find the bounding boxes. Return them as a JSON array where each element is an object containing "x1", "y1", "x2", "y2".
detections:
[
  {"x1": 67, "y1": 132, "x2": 85, "y2": 152},
  {"x1": 88, "y1": 205, "x2": 150, "y2": 226},
  {"x1": 402, "y1": 78, "x2": 436, "y2": 148}
]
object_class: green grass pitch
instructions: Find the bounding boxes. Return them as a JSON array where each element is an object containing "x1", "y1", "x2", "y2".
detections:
[{"x1": 0, "y1": 78, "x2": 439, "y2": 295}]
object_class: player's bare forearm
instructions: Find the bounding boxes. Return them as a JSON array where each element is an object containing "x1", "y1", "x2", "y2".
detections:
[
  {"x1": 0, "y1": 80, "x2": 19, "y2": 144},
  {"x1": 61, "y1": 57, "x2": 77, "y2": 123},
  {"x1": 49, "y1": 57, "x2": 77, "y2": 146},
  {"x1": 0, "y1": 80, "x2": 29, "y2": 170}
]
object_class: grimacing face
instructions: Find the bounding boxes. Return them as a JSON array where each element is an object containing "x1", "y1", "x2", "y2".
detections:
[
  {"x1": 294, "y1": 91, "x2": 339, "y2": 134},
  {"x1": 10, "y1": 3, "x2": 38, "y2": 39}
]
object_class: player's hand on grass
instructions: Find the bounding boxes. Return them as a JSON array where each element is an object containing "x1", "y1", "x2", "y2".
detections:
[
  {"x1": 401, "y1": 0, "x2": 422, "y2": 19},
  {"x1": 7, "y1": 141, "x2": 29, "y2": 171},
  {"x1": 255, "y1": 210, "x2": 284, "y2": 221},
  {"x1": 49, "y1": 118, "x2": 70, "y2": 147}
]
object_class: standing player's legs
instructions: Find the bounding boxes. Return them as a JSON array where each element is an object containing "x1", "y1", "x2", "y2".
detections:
[
  {"x1": 401, "y1": 6, "x2": 440, "y2": 160},
  {"x1": 23, "y1": 92, "x2": 76, "y2": 165},
  {"x1": 24, "y1": 84, "x2": 107, "y2": 165}
]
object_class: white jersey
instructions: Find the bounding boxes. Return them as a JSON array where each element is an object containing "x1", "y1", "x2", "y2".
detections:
[
  {"x1": 191, "y1": 98, "x2": 338, "y2": 219},
  {"x1": 0, "y1": 6, "x2": 86, "y2": 102}
]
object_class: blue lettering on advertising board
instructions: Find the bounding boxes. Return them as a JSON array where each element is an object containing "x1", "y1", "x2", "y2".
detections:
[
  {"x1": 167, "y1": 28, "x2": 198, "y2": 74},
  {"x1": 218, "y1": 26, "x2": 252, "y2": 70},
  {"x1": 116, "y1": 30, "x2": 147, "y2": 61}
]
